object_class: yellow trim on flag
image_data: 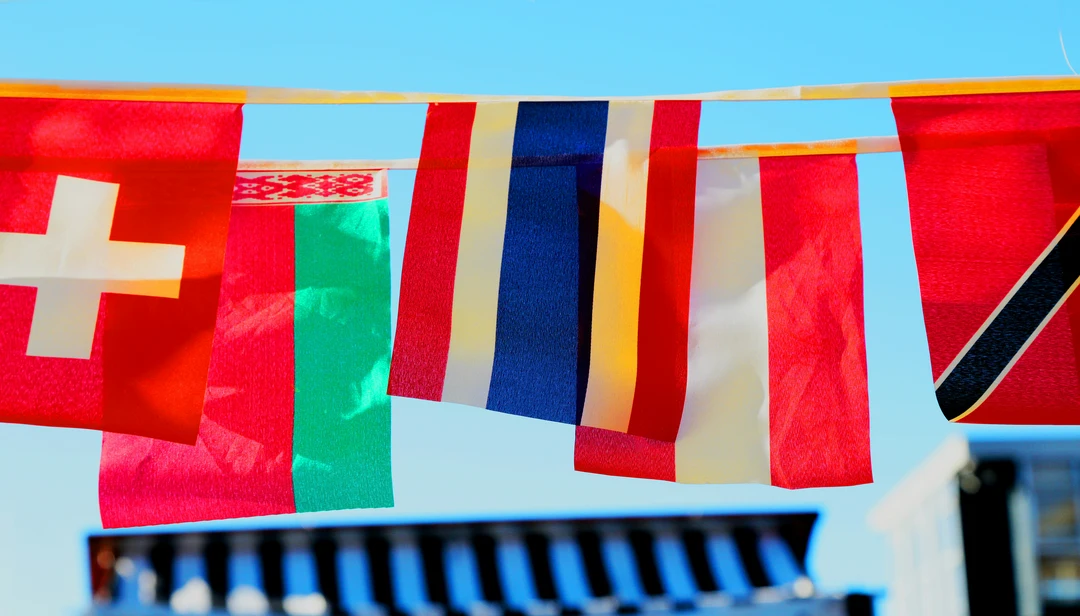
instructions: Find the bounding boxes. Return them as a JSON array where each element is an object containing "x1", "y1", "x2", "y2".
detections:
[
  {"x1": 2, "y1": 75, "x2": 1080, "y2": 104},
  {"x1": 236, "y1": 136, "x2": 902, "y2": 172}
]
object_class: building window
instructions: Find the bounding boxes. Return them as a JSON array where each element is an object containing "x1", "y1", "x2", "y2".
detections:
[
  {"x1": 1038, "y1": 492, "x2": 1078, "y2": 540},
  {"x1": 1032, "y1": 462, "x2": 1079, "y2": 541},
  {"x1": 1022, "y1": 458, "x2": 1080, "y2": 610},
  {"x1": 1041, "y1": 556, "x2": 1080, "y2": 602}
]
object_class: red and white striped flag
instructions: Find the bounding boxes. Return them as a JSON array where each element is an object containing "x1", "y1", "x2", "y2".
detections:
[{"x1": 575, "y1": 154, "x2": 872, "y2": 488}]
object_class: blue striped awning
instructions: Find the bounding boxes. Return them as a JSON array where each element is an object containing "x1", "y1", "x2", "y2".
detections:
[{"x1": 88, "y1": 511, "x2": 871, "y2": 616}]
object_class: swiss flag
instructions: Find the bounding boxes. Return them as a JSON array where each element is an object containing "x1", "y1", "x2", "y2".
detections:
[{"x1": 0, "y1": 98, "x2": 243, "y2": 443}]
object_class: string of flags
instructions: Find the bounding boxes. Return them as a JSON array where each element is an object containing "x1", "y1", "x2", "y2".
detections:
[{"x1": 0, "y1": 78, "x2": 1077, "y2": 527}]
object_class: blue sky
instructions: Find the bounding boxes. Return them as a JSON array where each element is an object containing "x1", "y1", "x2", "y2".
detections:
[{"x1": 1, "y1": 0, "x2": 1080, "y2": 614}]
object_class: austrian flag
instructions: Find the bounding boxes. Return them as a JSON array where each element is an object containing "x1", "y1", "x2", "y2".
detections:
[
  {"x1": 577, "y1": 154, "x2": 871, "y2": 488},
  {"x1": 0, "y1": 98, "x2": 243, "y2": 443}
]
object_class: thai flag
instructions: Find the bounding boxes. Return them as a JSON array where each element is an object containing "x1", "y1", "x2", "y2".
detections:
[{"x1": 390, "y1": 100, "x2": 871, "y2": 488}]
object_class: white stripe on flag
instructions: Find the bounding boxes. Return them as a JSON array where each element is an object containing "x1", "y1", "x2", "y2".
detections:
[
  {"x1": 675, "y1": 157, "x2": 771, "y2": 484},
  {"x1": 581, "y1": 101, "x2": 654, "y2": 432},
  {"x1": 442, "y1": 102, "x2": 519, "y2": 407}
]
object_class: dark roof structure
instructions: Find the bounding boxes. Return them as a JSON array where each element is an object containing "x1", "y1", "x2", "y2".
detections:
[{"x1": 88, "y1": 510, "x2": 872, "y2": 616}]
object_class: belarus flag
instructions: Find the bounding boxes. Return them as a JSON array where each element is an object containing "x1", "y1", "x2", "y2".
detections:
[
  {"x1": 0, "y1": 98, "x2": 243, "y2": 443},
  {"x1": 390, "y1": 101, "x2": 871, "y2": 488},
  {"x1": 100, "y1": 168, "x2": 394, "y2": 528}
]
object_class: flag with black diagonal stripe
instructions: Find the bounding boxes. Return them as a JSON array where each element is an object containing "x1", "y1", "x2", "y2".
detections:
[{"x1": 895, "y1": 91, "x2": 1080, "y2": 424}]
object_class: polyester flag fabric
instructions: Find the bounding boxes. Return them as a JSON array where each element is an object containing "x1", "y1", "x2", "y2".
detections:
[
  {"x1": 99, "y1": 169, "x2": 393, "y2": 527},
  {"x1": 0, "y1": 98, "x2": 242, "y2": 444},
  {"x1": 895, "y1": 91, "x2": 1080, "y2": 424},
  {"x1": 390, "y1": 100, "x2": 702, "y2": 429},
  {"x1": 576, "y1": 155, "x2": 872, "y2": 488}
]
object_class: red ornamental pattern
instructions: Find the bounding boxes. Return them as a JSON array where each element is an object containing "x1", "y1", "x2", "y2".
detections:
[{"x1": 232, "y1": 170, "x2": 387, "y2": 205}]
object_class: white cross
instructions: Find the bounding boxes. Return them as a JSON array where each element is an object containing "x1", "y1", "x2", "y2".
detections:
[{"x1": 0, "y1": 175, "x2": 186, "y2": 359}]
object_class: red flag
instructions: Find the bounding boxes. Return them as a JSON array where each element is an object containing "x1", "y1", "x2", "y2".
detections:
[
  {"x1": 0, "y1": 98, "x2": 243, "y2": 443},
  {"x1": 895, "y1": 91, "x2": 1080, "y2": 424}
]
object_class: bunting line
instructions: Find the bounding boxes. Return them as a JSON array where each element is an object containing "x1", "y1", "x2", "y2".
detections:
[
  {"x1": 2, "y1": 76, "x2": 1080, "y2": 104},
  {"x1": 236, "y1": 135, "x2": 901, "y2": 171}
]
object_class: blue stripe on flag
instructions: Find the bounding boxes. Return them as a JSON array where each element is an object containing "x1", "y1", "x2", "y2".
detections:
[{"x1": 487, "y1": 101, "x2": 608, "y2": 423}]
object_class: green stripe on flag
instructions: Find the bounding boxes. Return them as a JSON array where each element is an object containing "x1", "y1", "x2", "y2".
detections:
[{"x1": 293, "y1": 198, "x2": 394, "y2": 512}]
